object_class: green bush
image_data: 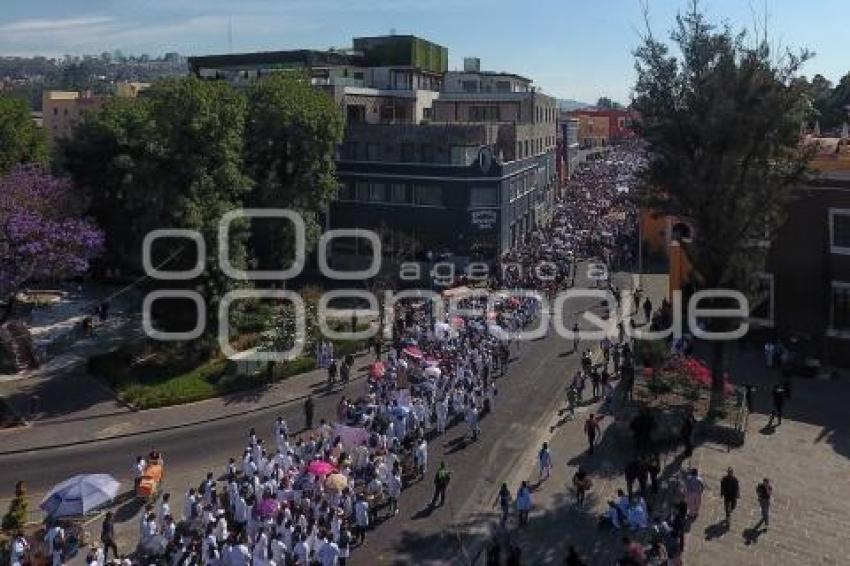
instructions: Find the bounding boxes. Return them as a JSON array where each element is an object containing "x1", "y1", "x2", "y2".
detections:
[
  {"x1": 634, "y1": 339, "x2": 669, "y2": 368},
  {"x1": 2, "y1": 481, "x2": 28, "y2": 532}
]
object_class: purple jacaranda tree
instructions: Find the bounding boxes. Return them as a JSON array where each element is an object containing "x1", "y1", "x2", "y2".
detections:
[{"x1": 0, "y1": 165, "x2": 104, "y2": 320}]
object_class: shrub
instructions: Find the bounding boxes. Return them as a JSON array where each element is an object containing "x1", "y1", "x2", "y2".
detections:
[
  {"x1": 634, "y1": 339, "x2": 668, "y2": 368},
  {"x1": 1, "y1": 481, "x2": 28, "y2": 532}
]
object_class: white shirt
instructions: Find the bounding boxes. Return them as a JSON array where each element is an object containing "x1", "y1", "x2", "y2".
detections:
[
  {"x1": 317, "y1": 541, "x2": 340, "y2": 566},
  {"x1": 354, "y1": 500, "x2": 370, "y2": 527}
]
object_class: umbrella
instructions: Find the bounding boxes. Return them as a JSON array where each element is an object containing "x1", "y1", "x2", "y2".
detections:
[
  {"x1": 369, "y1": 361, "x2": 386, "y2": 378},
  {"x1": 424, "y1": 357, "x2": 439, "y2": 367},
  {"x1": 403, "y1": 345, "x2": 424, "y2": 359},
  {"x1": 325, "y1": 473, "x2": 348, "y2": 492},
  {"x1": 257, "y1": 497, "x2": 280, "y2": 519},
  {"x1": 40, "y1": 474, "x2": 120, "y2": 518},
  {"x1": 307, "y1": 460, "x2": 336, "y2": 477}
]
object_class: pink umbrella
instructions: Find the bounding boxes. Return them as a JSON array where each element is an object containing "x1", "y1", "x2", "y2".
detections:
[
  {"x1": 257, "y1": 497, "x2": 279, "y2": 519},
  {"x1": 307, "y1": 460, "x2": 336, "y2": 477},
  {"x1": 403, "y1": 345, "x2": 424, "y2": 360}
]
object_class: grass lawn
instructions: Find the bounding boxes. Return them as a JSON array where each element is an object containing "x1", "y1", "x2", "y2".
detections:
[{"x1": 88, "y1": 338, "x2": 366, "y2": 409}]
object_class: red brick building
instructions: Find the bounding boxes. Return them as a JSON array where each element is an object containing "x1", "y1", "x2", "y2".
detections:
[{"x1": 568, "y1": 107, "x2": 635, "y2": 144}]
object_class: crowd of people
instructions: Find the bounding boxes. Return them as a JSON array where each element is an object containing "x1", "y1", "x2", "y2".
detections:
[{"x1": 77, "y1": 283, "x2": 540, "y2": 565}]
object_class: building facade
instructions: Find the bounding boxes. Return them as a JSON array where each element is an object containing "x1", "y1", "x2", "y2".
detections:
[
  {"x1": 189, "y1": 35, "x2": 558, "y2": 262},
  {"x1": 568, "y1": 107, "x2": 634, "y2": 147},
  {"x1": 41, "y1": 90, "x2": 107, "y2": 144}
]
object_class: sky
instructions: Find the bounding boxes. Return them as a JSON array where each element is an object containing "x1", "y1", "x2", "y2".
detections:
[{"x1": 1, "y1": 0, "x2": 848, "y2": 103}]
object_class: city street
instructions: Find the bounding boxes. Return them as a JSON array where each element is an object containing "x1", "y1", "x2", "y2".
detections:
[{"x1": 1, "y1": 264, "x2": 633, "y2": 565}]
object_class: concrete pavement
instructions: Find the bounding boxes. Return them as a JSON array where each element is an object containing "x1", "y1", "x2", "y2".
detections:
[{"x1": 0, "y1": 263, "x2": 637, "y2": 565}]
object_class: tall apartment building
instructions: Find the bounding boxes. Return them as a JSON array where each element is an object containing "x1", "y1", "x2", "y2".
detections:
[{"x1": 189, "y1": 36, "x2": 558, "y2": 261}]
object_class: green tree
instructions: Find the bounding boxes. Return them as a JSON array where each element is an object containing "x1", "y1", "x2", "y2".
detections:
[
  {"x1": 63, "y1": 77, "x2": 251, "y2": 348},
  {"x1": 244, "y1": 73, "x2": 344, "y2": 271},
  {"x1": 0, "y1": 95, "x2": 48, "y2": 174},
  {"x1": 632, "y1": 2, "x2": 813, "y2": 398},
  {"x1": 596, "y1": 96, "x2": 624, "y2": 110},
  {"x1": 1, "y1": 481, "x2": 28, "y2": 532}
]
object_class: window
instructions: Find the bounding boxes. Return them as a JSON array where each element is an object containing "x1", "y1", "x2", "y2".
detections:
[
  {"x1": 400, "y1": 143, "x2": 416, "y2": 162},
  {"x1": 830, "y1": 281, "x2": 850, "y2": 336},
  {"x1": 346, "y1": 105, "x2": 366, "y2": 123},
  {"x1": 450, "y1": 146, "x2": 476, "y2": 165},
  {"x1": 353, "y1": 71, "x2": 364, "y2": 80},
  {"x1": 366, "y1": 144, "x2": 380, "y2": 161},
  {"x1": 380, "y1": 106, "x2": 394, "y2": 122},
  {"x1": 422, "y1": 107, "x2": 433, "y2": 120},
  {"x1": 524, "y1": 140, "x2": 529, "y2": 157},
  {"x1": 420, "y1": 144, "x2": 435, "y2": 163},
  {"x1": 496, "y1": 81, "x2": 511, "y2": 92},
  {"x1": 355, "y1": 182, "x2": 369, "y2": 201},
  {"x1": 337, "y1": 182, "x2": 354, "y2": 201},
  {"x1": 461, "y1": 80, "x2": 478, "y2": 92},
  {"x1": 829, "y1": 208, "x2": 850, "y2": 254},
  {"x1": 470, "y1": 105, "x2": 499, "y2": 121},
  {"x1": 369, "y1": 183, "x2": 386, "y2": 202},
  {"x1": 53, "y1": 107, "x2": 58, "y2": 116},
  {"x1": 343, "y1": 141, "x2": 359, "y2": 160},
  {"x1": 415, "y1": 185, "x2": 442, "y2": 206},
  {"x1": 750, "y1": 273, "x2": 774, "y2": 326},
  {"x1": 470, "y1": 187, "x2": 498, "y2": 207},
  {"x1": 391, "y1": 184, "x2": 411, "y2": 204}
]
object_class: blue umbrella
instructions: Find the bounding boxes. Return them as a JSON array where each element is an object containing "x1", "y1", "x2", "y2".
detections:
[{"x1": 40, "y1": 474, "x2": 120, "y2": 518}]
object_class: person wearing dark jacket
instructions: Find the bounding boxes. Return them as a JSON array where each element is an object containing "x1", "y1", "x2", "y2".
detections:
[
  {"x1": 720, "y1": 467, "x2": 740, "y2": 523},
  {"x1": 304, "y1": 396, "x2": 315, "y2": 430}
]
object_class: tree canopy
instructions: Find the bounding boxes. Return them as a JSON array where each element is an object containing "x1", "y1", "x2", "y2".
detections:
[
  {"x1": 0, "y1": 95, "x2": 48, "y2": 174},
  {"x1": 0, "y1": 165, "x2": 104, "y2": 305},
  {"x1": 632, "y1": 2, "x2": 813, "y2": 391},
  {"x1": 245, "y1": 72, "x2": 345, "y2": 272},
  {"x1": 62, "y1": 75, "x2": 344, "y2": 344}
]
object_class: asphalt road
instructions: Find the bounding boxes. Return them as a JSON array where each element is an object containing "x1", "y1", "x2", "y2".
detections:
[{"x1": 0, "y1": 263, "x2": 633, "y2": 565}]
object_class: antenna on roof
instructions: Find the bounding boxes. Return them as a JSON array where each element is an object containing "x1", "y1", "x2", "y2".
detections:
[{"x1": 227, "y1": 15, "x2": 233, "y2": 53}]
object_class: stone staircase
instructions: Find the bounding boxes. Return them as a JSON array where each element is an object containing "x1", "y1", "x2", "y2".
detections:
[{"x1": 0, "y1": 321, "x2": 37, "y2": 373}]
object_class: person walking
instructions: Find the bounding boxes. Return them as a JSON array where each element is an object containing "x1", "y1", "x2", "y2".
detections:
[
  {"x1": 572, "y1": 322, "x2": 580, "y2": 352},
  {"x1": 683, "y1": 468, "x2": 705, "y2": 519},
  {"x1": 720, "y1": 467, "x2": 740, "y2": 524},
  {"x1": 565, "y1": 545, "x2": 586, "y2": 566},
  {"x1": 327, "y1": 359, "x2": 338, "y2": 389},
  {"x1": 643, "y1": 297, "x2": 653, "y2": 323},
  {"x1": 767, "y1": 383, "x2": 787, "y2": 426},
  {"x1": 304, "y1": 395, "x2": 315, "y2": 430},
  {"x1": 431, "y1": 462, "x2": 451, "y2": 507},
  {"x1": 572, "y1": 467, "x2": 592, "y2": 507},
  {"x1": 516, "y1": 481, "x2": 532, "y2": 527},
  {"x1": 496, "y1": 483, "x2": 512, "y2": 527},
  {"x1": 680, "y1": 411, "x2": 695, "y2": 457},
  {"x1": 100, "y1": 511, "x2": 118, "y2": 561},
  {"x1": 584, "y1": 413, "x2": 601, "y2": 454},
  {"x1": 538, "y1": 442, "x2": 553, "y2": 482},
  {"x1": 354, "y1": 494, "x2": 369, "y2": 545},
  {"x1": 756, "y1": 478, "x2": 773, "y2": 527}
]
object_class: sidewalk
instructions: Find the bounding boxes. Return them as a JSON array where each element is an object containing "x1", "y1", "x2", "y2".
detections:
[
  {"x1": 0, "y1": 295, "x2": 143, "y2": 425},
  {"x1": 0, "y1": 351, "x2": 375, "y2": 454},
  {"x1": 486, "y1": 274, "x2": 850, "y2": 565}
]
